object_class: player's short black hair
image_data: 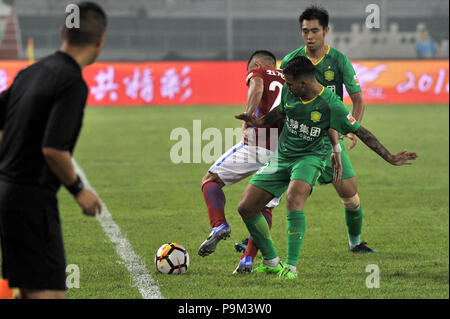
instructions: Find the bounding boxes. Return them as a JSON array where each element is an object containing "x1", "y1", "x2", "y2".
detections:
[
  {"x1": 282, "y1": 56, "x2": 315, "y2": 81},
  {"x1": 299, "y1": 5, "x2": 329, "y2": 29},
  {"x1": 247, "y1": 50, "x2": 277, "y2": 69},
  {"x1": 64, "y1": 1, "x2": 107, "y2": 46}
]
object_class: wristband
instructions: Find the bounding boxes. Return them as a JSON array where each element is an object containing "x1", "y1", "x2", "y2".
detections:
[
  {"x1": 332, "y1": 143, "x2": 342, "y2": 153},
  {"x1": 66, "y1": 175, "x2": 84, "y2": 196}
]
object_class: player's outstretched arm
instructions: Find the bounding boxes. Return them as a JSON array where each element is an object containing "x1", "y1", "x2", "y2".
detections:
[
  {"x1": 354, "y1": 125, "x2": 418, "y2": 166},
  {"x1": 235, "y1": 105, "x2": 284, "y2": 128}
]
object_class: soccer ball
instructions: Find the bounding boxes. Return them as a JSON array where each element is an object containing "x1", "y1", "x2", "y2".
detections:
[{"x1": 155, "y1": 242, "x2": 190, "y2": 274}]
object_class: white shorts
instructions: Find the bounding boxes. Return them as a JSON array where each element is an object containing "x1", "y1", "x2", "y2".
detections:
[{"x1": 208, "y1": 142, "x2": 281, "y2": 208}]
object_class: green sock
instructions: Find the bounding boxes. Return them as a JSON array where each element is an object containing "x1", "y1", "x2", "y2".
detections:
[
  {"x1": 286, "y1": 210, "x2": 306, "y2": 267},
  {"x1": 345, "y1": 205, "x2": 363, "y2": 246},
  {"x1": 242, "y1": 213, "x2": 278, "y2": 260}
]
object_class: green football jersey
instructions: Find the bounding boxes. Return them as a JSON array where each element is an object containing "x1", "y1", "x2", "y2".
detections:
[
  {"x1": 280, "y1": 46, "x2": 361, "y2": 100},
  {"x1": 278, "y1": 86, "x2": 360, "y2": 159}
]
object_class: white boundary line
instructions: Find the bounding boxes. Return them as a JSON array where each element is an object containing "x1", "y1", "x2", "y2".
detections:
[{"x1": 72, "y1": 159, "x2": 163, "y2": 299}]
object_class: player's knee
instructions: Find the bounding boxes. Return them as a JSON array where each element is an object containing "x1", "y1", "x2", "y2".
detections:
[
  {"x1": 237, "y1": 201, "x2": 255, "y2": 219},
  {"x1": 286, "y1": 192, "x2": 307, "y2": 211},
  {"x1": 237, "y1": 201, "x2": 249, "y2": 218},
  {"x1": 340, "y1": 193, "x2": 360, "y2": 210}
]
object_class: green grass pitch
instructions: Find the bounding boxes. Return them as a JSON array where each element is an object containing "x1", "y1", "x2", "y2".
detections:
[{"x1": 2, "y1": 104, "x2": 448, "y2": 299}]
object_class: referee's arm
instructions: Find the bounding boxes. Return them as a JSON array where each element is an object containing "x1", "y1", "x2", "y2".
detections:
[
  {"x1": 42, "y1": 147, "x2": 79, "y2": 189},
  {"x1": 42, "y1": 79, "x2": 101, "y2": 216},
  {"x1": 42, "y1": 147, "x2": 101, "y2": 216}
]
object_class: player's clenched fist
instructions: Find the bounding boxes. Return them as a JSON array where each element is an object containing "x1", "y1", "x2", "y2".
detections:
[{"x1": 75, "y1": 189, "x2": 102, "y2": 216}]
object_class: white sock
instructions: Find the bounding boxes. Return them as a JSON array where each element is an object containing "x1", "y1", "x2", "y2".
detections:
[
  {"x1": 263, "y1": 256, "x2": 280, "y2": 267},
  {"x1": 288, "y1": 264, "x2": 297, "y2": 274}
]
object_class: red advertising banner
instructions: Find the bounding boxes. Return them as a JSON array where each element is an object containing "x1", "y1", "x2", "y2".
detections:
[
  {"x1": 0, "y1": 59, "x2": 448, "y2": 105},
  {"x1": 343, "y1": 60, "x2": 449, "y2": 104}
]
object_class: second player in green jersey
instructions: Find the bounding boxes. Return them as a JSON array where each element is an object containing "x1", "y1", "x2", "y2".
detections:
[{"x1": 281, "y1": 6, "x2": 373, "y2": 253}]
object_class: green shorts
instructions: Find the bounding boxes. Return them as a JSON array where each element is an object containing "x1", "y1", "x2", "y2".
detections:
[
  {"x1": 249, "y1": 153, "x2": 325, "y2": 198},
  {"x1": 317, "y1": 139, "x2": 356, "y2": 185}
]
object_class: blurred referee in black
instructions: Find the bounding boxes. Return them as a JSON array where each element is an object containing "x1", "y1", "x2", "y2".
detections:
[{"x1": 0, "y1": 2, "x2": 106, "y2": 299}]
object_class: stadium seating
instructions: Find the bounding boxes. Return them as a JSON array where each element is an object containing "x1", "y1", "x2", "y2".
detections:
[{"x1": 6, "y1": 0, "x2": 449, "y2": 60}]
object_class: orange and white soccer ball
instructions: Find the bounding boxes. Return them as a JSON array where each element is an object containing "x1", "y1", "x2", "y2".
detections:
[{"x1": 155, "y1": 242, "x2": 190, "y2": 274}]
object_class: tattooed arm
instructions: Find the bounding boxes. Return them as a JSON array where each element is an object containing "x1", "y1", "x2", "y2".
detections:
[
  {"x1": 355, "y1": 125, "x2": 418, "y2": 166},
  {"x1": 259, "y1": 106, "x2": 284, "y2": 125},
  {"x1": 235, "y1": 105, "x2": 284, "y2": 128}
]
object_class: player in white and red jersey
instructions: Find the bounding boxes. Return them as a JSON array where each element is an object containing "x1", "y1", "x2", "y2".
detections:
[{"x1": 197, "y1": 51, "x2": 285, "y2": 273}]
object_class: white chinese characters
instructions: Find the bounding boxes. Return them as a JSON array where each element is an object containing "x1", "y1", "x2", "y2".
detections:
[
  {"x1": 89, "y1": 65, "x2": 193, "y2": 103},
  {"x1": 160, "y1": 66, "x2": 192, "y2": 102},
  {"x1": 123, "y1": 68, "x2": 154, "y2": 103},
  {"x1": 91, "y1": 66, "x2": 119, "y2": 101},
  {"x1": 286, "y1": 116, "x2": 322, "y2": 141}
]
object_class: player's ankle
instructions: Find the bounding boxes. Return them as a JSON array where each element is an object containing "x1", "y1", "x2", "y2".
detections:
[
  {"x1": 212, "y1": 220, "x2": 227, "y2": 228},
  {"x1": 263, "y1": 256, "x2": 280, "y2": 267}
]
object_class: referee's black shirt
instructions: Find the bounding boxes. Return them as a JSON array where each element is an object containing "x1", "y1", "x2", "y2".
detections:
[{"x1": 0, "y1": 51, "x2": 88, "y2": 194}]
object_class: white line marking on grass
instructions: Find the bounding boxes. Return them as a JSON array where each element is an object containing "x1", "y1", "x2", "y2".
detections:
[{"x1": 72, "y1": 159, "x2": 163, "y2": 299}]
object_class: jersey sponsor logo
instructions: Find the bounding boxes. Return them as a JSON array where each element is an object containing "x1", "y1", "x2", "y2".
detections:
[
  {"x1": 286, "y1": 116, "x2": 322, "y2": 141},
  {"x1": 310, "y1": 111, "x2": 322, "y2": 123},
  {"x1": 310, "y1": 127, "x2": 321, "y2": 137},
  {"x1": 354, "y1": 74, "x2": 360, "y2": 86},
  {"x1": 324, "y1": 70, "x2": 335, "y2": 81},
  {"x1": 347, "y1": 113, "x2": 356, "y2": 125},
  {"x1": 285, "y1": 102, "x2": 295, "y2": 108},
  {"x1": 327, "y1": 85, "x2": 336, "y2": 93}
]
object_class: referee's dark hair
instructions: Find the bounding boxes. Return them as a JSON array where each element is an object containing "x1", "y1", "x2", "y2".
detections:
[
  {"x1": 247, "y1": 50, "x2": 277, "y2": 69},
  {"x1": 282, "y1": 56, "x2": 315, "y2": 81},
  {"x1": 299, "y1": 5, "x2": 329, "y2": 29},
  {"x1": 64, "y1": 1, "x2": 107, "y2": 46}
]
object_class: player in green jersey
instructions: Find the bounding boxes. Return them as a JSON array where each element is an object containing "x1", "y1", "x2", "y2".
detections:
[
  {"x1": 234, "y1": 5, "x2": 374, "y2": 264},
  {"x1": 235, "y1": 56, "x2": 417, "y2": 279},
  {"x1": 280, "y1": 6, "x2": 374, "y2": 253}
]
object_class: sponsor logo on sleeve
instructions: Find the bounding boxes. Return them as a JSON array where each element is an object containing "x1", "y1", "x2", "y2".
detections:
[{"x1": 347, "y1": 113, "x2": 356, "y2": 125}]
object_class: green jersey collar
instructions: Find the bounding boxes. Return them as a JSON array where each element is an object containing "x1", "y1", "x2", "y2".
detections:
[
  {"x1": 305, "y1": 45, "x2": 331, "y2": 66},
  {"x1": 300, "y1": 86, "x2": 325, "y2": 104}
]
